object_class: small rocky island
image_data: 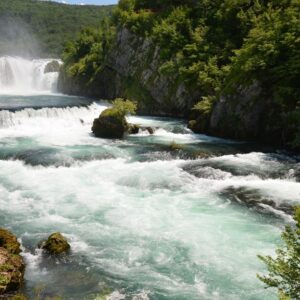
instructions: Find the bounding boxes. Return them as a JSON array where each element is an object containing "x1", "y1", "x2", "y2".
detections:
[
  {"x1": 92, "y1": 98, "x2": 155, "y2": 139},
  {"x1": 39, "y1": 232, "x2": 70, "y2": 255}
]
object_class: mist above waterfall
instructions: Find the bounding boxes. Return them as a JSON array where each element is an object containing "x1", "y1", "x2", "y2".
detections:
[
  {"x1": 0, "y1": 57, "x2": 61, "y2": 95},
  {"x1": 0, "y1": 16, "x2": 61, "y2": 95},
  {"x1": 0, "y1": 15, "x2": 41, "y2": 58}
]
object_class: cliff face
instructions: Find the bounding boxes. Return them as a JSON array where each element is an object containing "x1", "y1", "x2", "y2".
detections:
[
  {"x1": 208, "y1": 84, "x2": 293, "y2": 146},
  {"x1": 59, "y1": 28, "x2": 200, "y2": 117},
  {"x1": 59, "y1": 29, "x2": 297, "y2": 148}
]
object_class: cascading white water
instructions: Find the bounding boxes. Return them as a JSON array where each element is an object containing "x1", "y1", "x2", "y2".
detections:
[
  {"x1": 0, "y1": 95, "x2": 299, "y2": 298},
  {"x1": 0, "y1": 56, "x2": 61, "y2": 94}
]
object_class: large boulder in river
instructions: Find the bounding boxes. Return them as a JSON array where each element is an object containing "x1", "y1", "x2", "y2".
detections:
[
  {"x1": 0, "y1": 228, "x2": 25, "y2": 295},
  {"x1": 44, "y1": 60, "x2": 60, "y2": 73},
  {"x1": 92, "y1": 108, "x2": 129, "y2": 139},
  {"x1": 40, "y1": 232, "x2": 70, "y2": 255}
]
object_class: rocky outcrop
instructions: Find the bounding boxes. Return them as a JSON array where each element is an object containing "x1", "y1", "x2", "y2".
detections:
[
  {"x1": 39, "y1": 232, "x2": 70, "y2": 255},
  {"x1": 44, "y1": 60, "x2": 60, "y2": 73},
  {"x1": 0, "y1": 228, "x2": 25, "y2": 295},
  {"x1": 189, "y1": 83, "x2": 295, "y2": 147},
  {"x1": 58, "y1": 29, "x2": 297, "y2": 148},
  {"x1": 92, "y1": 108, "x2": 129, "y2": 139},
  {"x1": 59, "y1": 28, "x2": 200, "y2": 117},
  {"x1": 220, "y1": 186, "x2": 294, "y2": 216},
  {"x1": 128, "y1": 125, "x2": 155, "y2": 135},
  {"x1": 128, "y1": 124, "x2": 140, "y2": 134}
]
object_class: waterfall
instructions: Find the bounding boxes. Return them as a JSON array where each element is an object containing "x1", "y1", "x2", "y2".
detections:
[
  {"x1": 0, "y1": 56, "x2": 61, "y2": 94},
  {"x1": 0, "y1": 103, "x2": 106, "y2": 128}
]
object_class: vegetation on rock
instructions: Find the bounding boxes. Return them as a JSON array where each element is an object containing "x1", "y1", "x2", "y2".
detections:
[
  {"x1": 258, "y1": 207, "x2": 300, "y2": 299},
  {"x1": 62, "y1": 0, "x2": 300, "y2": 148},
  {"x1": 40, "y1": 232, "x2": 70, "y2": 255},
  {"x1": 61, "y1": 20, "x2": 116, "y2": 88},
  {"x1": 10, "y1": 294, "x2": 29, "y2": 300},
  {"x1": 92, "y1": 99, "x2": 137, "y2": 139},
  {"x1": 0, "y1": 228, "x2": 21, "y2": 255},
  {"x1": 0, "y1": 228, "x2": 25, "y2": 295}
]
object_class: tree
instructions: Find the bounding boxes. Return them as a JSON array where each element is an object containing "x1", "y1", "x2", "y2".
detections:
[
  {"x1": 258, "y1": 207, "x2": 300, "y2": 299},
  {"x1": 112, "y1": 98, "x2": 137, "y2": 116}
]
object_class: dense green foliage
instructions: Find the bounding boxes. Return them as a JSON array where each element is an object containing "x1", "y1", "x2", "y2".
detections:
[
  {"x1": 111, "y1": 98, "x2": 137, "y2": 116},
  {"x1": 116, "y1": 1, "x2": 299, "y2": 100},
  {"x1": 63, "y1": 0, "x2": 300, "y2": 147},
  {"x1": 0, "y1": 0, "x2": 114, "y2": 57},
  {"x1": 258, "y1": 207, "x2": 300, "y2": 299},
  {"x1": 62, "y1": 20, "x2": 116, "y2": 83}
]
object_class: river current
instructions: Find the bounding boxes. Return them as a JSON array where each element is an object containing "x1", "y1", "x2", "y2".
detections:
[{"x1": 0, "y1": 58, "x2": 299, "y2": 300}]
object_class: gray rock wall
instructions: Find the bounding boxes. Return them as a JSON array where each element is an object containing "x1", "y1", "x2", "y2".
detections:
[
  {"x1": 58, "y1": 28, "x2": 295, "y2": 148},
  {"x1": 59, "y1": 28, "x2": 200, "y2": 116}
]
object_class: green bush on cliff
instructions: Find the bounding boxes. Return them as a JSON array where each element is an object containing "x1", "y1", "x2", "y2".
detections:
[
  {"x1": 62, "y1": 19, "x2": 116, "y2": 85},
  {"x1": 227, "y1": 1, "x2": 300, "y2": 110},
  {"x1": 112, "y1": 98, "x2": 137, "y2": 116},
  {"x1": 62, "y1": 0, "x2": 300, "y2": 147},
  {"x1": 258, "y1": 207, "x2": 300, "y2": 299}
]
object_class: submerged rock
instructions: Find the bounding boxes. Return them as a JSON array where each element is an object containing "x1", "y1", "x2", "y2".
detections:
[
  {"x1": 40, "y1": 232, "x2": 70, "y2": 255},
  {"x1": 145, "y1": 127, "x2": 155, "y2": 135},
  {"x1": 92, "y1": 108, "x2": 129, "y2": 139},
  {"x1": 0, "y1": 228, "x2": 25, "y2": 295},
  {"x1": 136, "y1": 126, "x2": 155, "y2": 135},
  {"x1": 128, "y1": 124, "x2": 140, "y2": 134},
  {"x1": 220, "y1": 186, "x2": 294, "y2": 216},
  {"x1": 44, "y1": 60, "x2": 60, "y2": 73},
  {"x1": 169, "y1": 141, "x2": 183, "y2": 151}
]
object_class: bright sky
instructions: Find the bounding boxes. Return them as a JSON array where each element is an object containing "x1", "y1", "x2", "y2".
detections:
[{"x1": 54, "y1": 0, "x2": 118, "y2": 5}]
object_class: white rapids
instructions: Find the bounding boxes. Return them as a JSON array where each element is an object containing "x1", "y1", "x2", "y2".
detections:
[{"x1": 0, "y1": 69, "x2": 299, "y2": 298}]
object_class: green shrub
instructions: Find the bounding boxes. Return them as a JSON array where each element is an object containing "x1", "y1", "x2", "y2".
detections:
[
  {"x1": 112, "y1": 98, "x2": 137, "y2": 116},
  {"x1": 192, "y1": 96, "x2": 215, "y2": 116},
  {"x1": 62, "y1": 20, "x2": 116, "y2": 84},
  {"x1": 258, "y1": 207, "x2": 300, "y2": 299}
]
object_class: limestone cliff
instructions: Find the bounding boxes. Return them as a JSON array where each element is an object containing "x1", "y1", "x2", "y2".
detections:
[
  {"x1": 208, "y1": 84, "x2": 294, "y2": 146},
  {"x1": 58, "y1": 28, "x2": 200, "y2": 117},
  {"x1": 58, "y1": 29, "x2": 298, "y2": 149}
]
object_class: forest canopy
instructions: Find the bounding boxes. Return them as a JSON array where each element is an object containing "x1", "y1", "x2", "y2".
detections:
[{"x1": 0, "y1": 0, "x2": 114, "y2": 57}]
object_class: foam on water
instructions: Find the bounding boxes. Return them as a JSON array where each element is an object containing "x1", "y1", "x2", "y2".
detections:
[
  {"x1": 0, "y1": 96, "x2": 299, "y2": 299},
  {"x1": 0, "y1": 157, "x2": 283, "y2": 299},
  {"x1": 0, "y1": 56, "x2": 61, "y2": 95}
]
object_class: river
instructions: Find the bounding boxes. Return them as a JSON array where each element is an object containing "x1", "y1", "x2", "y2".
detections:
[{"x1": 0, "y1": 56, "x2": 299, "y2": 299}]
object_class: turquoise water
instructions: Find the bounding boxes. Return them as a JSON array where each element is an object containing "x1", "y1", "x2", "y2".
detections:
[{"x1": 0, "y1": 95, "x2": 299, "y2": 299}]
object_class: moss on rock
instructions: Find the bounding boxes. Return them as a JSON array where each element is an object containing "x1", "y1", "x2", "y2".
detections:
[
  {"x1": 40, "y1": 232, "x2": 70, "y2": 255},
  {"x1": 10, "y1": 294, "x2": 29, "y2": 300},
  {"x1": 0, "y1": 229, "x2": 25, "y2": 295},
  {"x1": 92, "y1": 108, "x2": 129, "y2": 139},
  {"x1": 0, "y1": 228, "x2": 21, "y2": 255}
]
